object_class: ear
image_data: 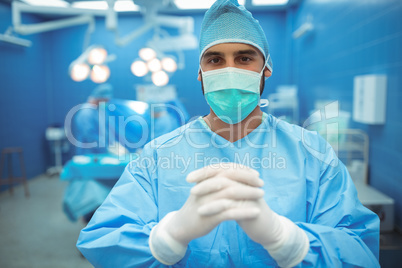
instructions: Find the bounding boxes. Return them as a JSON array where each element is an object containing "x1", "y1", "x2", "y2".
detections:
[
  {"x1": 197, "y1": 71, "x2": 202, "y2": 81},
  {"x1": 264, "y1": 67, "x2": 272, "y2": 78}
]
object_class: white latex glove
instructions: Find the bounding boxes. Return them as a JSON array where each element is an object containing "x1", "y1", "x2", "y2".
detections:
[
  {"x1": 198, "y1": 197, "x2": 309, "y2": 267},
  {"x1": 237, "y1": 199, "x2": 309, "y2": 267},
  {"x1": 149, "y1": 163, "x2": 265, "y2": 265}
]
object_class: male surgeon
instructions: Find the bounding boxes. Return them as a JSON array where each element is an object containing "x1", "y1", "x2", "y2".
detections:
[{"x1": 77, "y1": 0, "x2": 380, "y2": 267}]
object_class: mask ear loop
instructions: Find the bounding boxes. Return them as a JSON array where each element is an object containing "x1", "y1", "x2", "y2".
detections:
[
  {"x1": 261, "y1": 54, "x2": 272, "y2": 79},
  {"x1": 259, "y1": 54, "x2": 271, "y2": 108},
  {"x1": 259, "y1": 99, "x2": 269, "y2": 108}
]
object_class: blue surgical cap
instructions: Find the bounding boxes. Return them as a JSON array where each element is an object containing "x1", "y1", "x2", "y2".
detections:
[
  {"x1": 199, "y1": 0, "x2": 273, "y2": 72},
  {"x1": 90, "y1": 83, "x2": 113, "y2": 99}
]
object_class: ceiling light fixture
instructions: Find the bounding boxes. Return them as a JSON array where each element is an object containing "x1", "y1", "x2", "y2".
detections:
[
  {"x1": 252, "y1": 0, "x2": 289, "y2": 6},
  {"x1": 139, "y1": 47, "x2": 157, "y2": 61},
  {"x1": 161, "y1": 57, "x2": 177, "y2": 73},
  {"x1": 71, "y1": 0, "x2": 139, "y2": 12},
  {"x1": 174, "y1": 0, "x2": 245, "y2": 9},
  {"x1": 130, "y1": 60, "x2": 148, "y2": 77},
  {"x1": 70, "y1": 63, "x2": 91, "y2": 82},
  {"x1": 152, "y1": 71, "x2": 169, "y2": 87},
  {"x1": 147, "y1": 58, "x2": 162, "y2": 73},
  {"x1": 69, "y1": 45, "x2": 114, "y2": 83},
  {"x1": 90, "y1": 64, "x2": 111, "y2": 83},
  {"x1": 131, "y1": 47, "x2": 179, "y2": 87},
  {"x1": 87, "y1": 47, "x2": 108, "y2": 65}
]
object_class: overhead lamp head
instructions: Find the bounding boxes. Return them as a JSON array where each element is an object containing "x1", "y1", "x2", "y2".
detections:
[
  {"x1": 152, "y1": 70, "x2": 169, "y2": 87},
  {"x1": 90, "y1": 65, "x2": 110, "y2": 83},
  {"x1": 88, "y1": 47, "x2": 108, "y2": 65},
  {"x1": 70, "y1": 63, "x2": 91, "y2": 82},
  {"x1": 147, "y1": 58, "x2": 162, "y2": 72},
  {"x1": 161, "y1": 57, "x2": 177, "y2": 73},
  {"x1": 131, "y1": 60, "x2": 148, "y2": 77},
  {"x1": 139, "y1": 47, "x2": 157, "y2": 61}
]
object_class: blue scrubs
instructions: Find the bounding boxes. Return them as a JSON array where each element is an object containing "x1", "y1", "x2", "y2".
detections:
[{"x1": 77, "y1": 114, "x2": 380, "y2": 267}]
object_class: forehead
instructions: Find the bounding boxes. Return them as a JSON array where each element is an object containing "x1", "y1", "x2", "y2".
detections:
[{"x1": 202, "y1": 43, "x2": 264, "y2": 59}]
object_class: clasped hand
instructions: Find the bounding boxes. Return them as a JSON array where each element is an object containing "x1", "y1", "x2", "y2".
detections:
[
  {"x1": 164, "y1": 162, "x2": 266, "y2": 246},
  {"x1": 151, "y1": 163, "x2": 309, "y2": 267}
]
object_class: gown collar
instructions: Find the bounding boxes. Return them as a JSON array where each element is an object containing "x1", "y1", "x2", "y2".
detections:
[{"x1": 195, "y1": 112, "x2": 271, "y2": 147}]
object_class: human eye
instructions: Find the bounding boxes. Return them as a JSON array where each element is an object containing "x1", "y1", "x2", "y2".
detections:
[
  {"x1": 208, "y1": 57, "x2": 222, "y2": 64},
  {"x1": 239, "y1": 56, "x2": 252, "y2": 63}
]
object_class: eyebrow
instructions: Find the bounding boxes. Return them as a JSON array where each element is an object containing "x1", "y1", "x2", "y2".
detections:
[
  {"x1": 202, "y1": 51, "x2": 223, "y2": 59},
  {"x1": 234, "y1": 49, "x2": 258, "y2": 56}
]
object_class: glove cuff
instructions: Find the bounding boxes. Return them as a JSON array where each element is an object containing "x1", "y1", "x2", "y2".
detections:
[
  {"x1": 149, "y1": 211, "x2": 188, "y2": 265},
  {"x1": 264, "y1": 215, "x2": 309, "y2": 268}
]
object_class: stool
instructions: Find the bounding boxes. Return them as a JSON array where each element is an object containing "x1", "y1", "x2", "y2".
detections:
[{"x1": 0, "y1": 147, "x2": 29, "y2": 197}]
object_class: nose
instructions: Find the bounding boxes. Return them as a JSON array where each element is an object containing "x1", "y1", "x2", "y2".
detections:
[{"x1": 225, "y1": 57, "x2": 236, "y2": 68}]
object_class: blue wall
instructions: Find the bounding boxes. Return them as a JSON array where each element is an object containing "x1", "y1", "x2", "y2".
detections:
[
  {"x1": 0, "y1": 3, "x2": 50, "y2": 183},
  {"x1": 0, "y1": 5, "x2": 287, "y2": 182},
  {"x1": 292, "y1": 0, "x2": 402, "y2": 229}
]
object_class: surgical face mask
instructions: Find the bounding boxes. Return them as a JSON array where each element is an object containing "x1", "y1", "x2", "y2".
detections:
[{"x1": 202, "y1": 67, "x2": 264, "y2": 124}]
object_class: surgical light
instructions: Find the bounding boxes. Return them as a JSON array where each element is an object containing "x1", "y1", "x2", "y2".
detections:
[
  {"x1": 131, "y1": 60, "x2": 148, "y2": 77},
  {"x1": 139, "y1": 47, "x2": 156, "y2": 61},
  {"x1": 70, "y1": 63, "x2": 90, "y2": 82},
  {"x1": 152, "y1": 71, "x2": 169, "y2": 87},
  {"x1": 131, "y1": 47, "x2": 178, "y2": 86},
  {"x1": 70, "y1": 44, "x2": 114, "y2": 83},
  {"x1": 88, "y1": 47, "x2": 108, "y2": 65},
  {"x1": 90, "y1": 64, "x2": 110, "y2": 83},
  {"x1": 161, "y1": 57, "x2": 177, "y2": 73},
  {"x1": 147, "y1": 58, "x2": 162, "y2": 72}
]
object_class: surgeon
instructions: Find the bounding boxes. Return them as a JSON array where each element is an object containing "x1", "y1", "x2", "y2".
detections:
[
  {"x1": 73, "y1": 83, "x2": 114, "y2": 155},
  {"x1": 76, "y1": 1, "x2": 380, "y2": 267}
]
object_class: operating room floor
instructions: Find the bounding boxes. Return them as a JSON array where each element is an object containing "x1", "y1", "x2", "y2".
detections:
[{"x1": 0, "y1": 175, "x2": 93, "y2": 268}]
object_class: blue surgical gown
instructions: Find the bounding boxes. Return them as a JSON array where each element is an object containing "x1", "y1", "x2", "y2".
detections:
[{"x1": 77, "y1": 114, "x2": 380, "y2": 267}]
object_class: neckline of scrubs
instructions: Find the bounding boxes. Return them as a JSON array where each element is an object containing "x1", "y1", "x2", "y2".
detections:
[{"x1": 198, "y1": 112, "x2": 270, "y2": 147}]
